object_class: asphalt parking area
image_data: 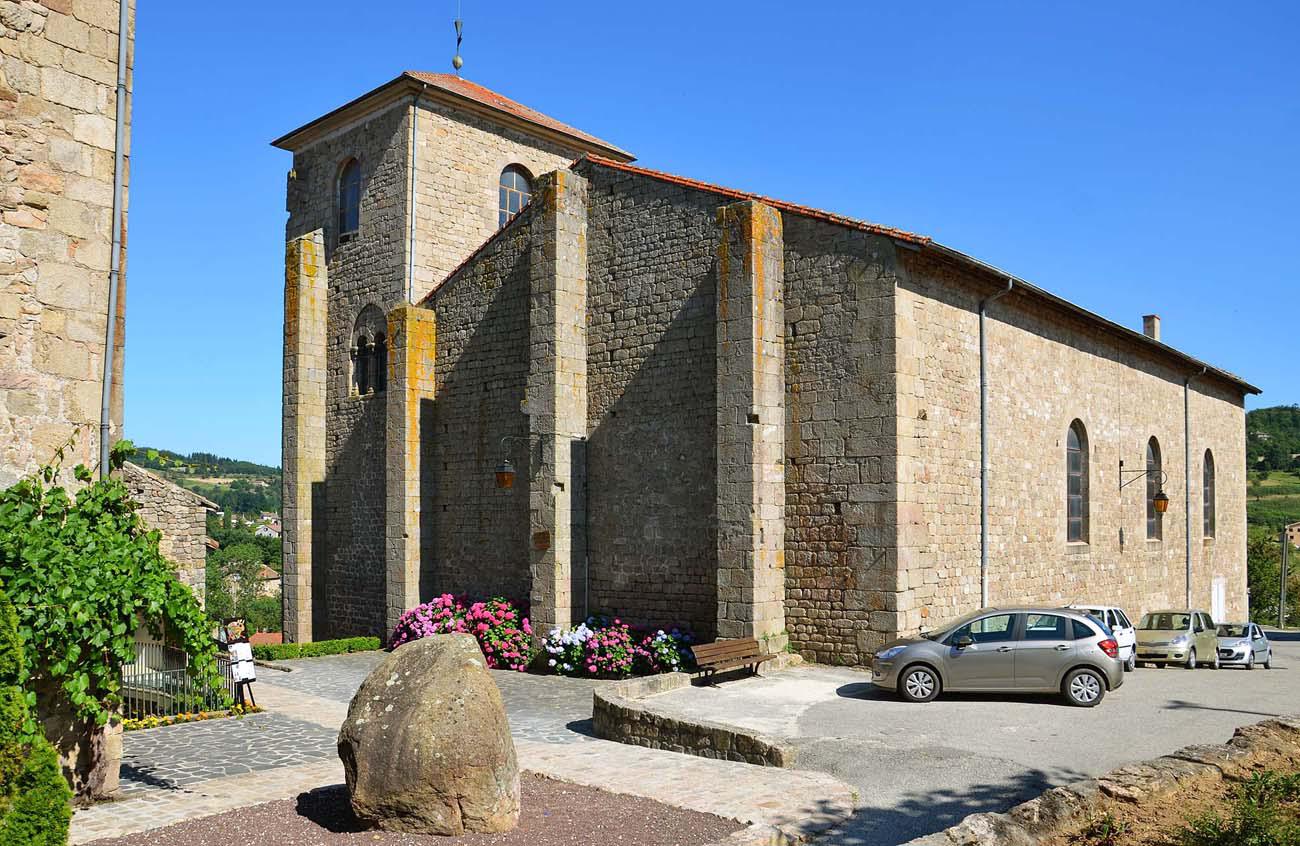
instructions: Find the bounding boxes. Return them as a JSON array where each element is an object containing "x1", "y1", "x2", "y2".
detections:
[{"x1": 646, "y1": 632, "x2": 1300, "y2": 846}]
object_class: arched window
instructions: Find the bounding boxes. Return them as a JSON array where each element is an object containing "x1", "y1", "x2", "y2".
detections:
[
  {"x1": 498, "y1": 165, "x2": 532, "y2": 228},
  {"x1": 338, "y1": 158, "x2": 361, "y2": 237},
  {"x1": 1203, "y1": 449, "x2": 1216, "y2": 538},
  {"x1": 351, "y1": 305, "x2": 385, "y2": 396},
  {"x1": 1146, "y1": 437, "x2": 1162, "y2": 540},
  {"x1": 1066, "y1": 420, "x2": 1088, "y2": 542}
]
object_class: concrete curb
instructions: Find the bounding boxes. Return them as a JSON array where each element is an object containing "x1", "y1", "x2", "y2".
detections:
[
  {"x1": 899, "y1": 714, "x2": 1300, "y2": 845},
  {"x1": 592, "y1": 655, "x2": 803, "y2": 768}
]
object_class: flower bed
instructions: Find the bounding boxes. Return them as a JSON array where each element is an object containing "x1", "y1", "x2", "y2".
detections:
[
  {"x1": 542, "y1": 617, "x2": 694, "y2": 679},
  {"x1": 390, "y1": 595, "x2": 532, "y2": 672},
  {"x1": 123, "y1": 704, "x2": 262, "y2": 732}
]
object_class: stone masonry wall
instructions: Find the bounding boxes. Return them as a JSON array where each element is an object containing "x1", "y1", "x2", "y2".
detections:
[
  {"x1": 893, "y1": 250, "x2": 1248, "y2": 635},
  {"x1": 408, "y1": 98, "x2": 587, "y2": 301},
  {"x1": 425, "y1": 203, "x2": 536, "y2": 604},
  {"x1": 121, "y1": 461, "x2": 209, "y2": 606},
  {"x1": 781, "y1": 216, "x2": 902, "y2": 664},
  {"x1": 285, "y1": 103, "x2": 410, "y2": 639},
  {"x1": 0, "y1": 0, "x2": 132, "y2": 487},
  {"x1": 579, "y1": 162, "x2": 722, "y2": 637}
]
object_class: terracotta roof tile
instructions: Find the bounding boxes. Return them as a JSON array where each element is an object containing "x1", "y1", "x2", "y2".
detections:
[
  {"x1": 403, "y1": 72, "x2": 633, "y2": 160},
  {"x1": 577, "y1": 155, "x2": 931, "y2": 245}
]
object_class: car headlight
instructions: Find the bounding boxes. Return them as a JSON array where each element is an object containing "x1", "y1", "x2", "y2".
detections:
[
  {"x1": 875, "y1": 646, "x2": 906, "y2": 662},
  {"x1": 1171, "y1": 634, "x2": 1190, "y2": 646}
]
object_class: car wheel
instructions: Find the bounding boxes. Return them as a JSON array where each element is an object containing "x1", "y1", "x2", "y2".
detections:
[
  {"x1": 898, "y1": 665, "x2": 940, "y2": 703},
  {"x1": 1210, "y1": 651, "x2": 1221, "y2": 670},
  {"x1": 1246, "y1": 653, "x2": 1255, "y2": 670},
  {"x1": 1185, "y1": 648, "x2": 1197, "y2": 670},
  {"x1": 1124, "y1": 653, "x2": 1137, "y2": 672},
  {"x1": 1063, "y1": 668, "x2": 1105, "y2": 707},
  {"x1": 1265, "y1": 651, "x2": 1272, "y2": 670}
]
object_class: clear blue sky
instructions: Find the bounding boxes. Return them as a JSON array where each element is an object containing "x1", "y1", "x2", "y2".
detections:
[{"x1": 124, "y1": 2, "x2": 1299, "y2": 467}]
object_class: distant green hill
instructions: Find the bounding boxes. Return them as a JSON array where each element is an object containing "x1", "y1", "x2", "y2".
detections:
[
  {"x1": 1247, "y1": 405, "x2": 1300, "y2": 472},
  {"x1": 131, "y1": 446, "x2": 281, "y2": 517}
]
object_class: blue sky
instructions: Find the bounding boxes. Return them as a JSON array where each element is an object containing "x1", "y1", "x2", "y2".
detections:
[{"x1": 124, "y1": 2, "x2": 1299, "y2": 466}]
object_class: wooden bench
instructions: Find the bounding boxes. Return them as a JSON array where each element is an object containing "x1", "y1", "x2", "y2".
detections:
[{"x1": 690, "y1": 638, "x2": 776, "y2": 681}]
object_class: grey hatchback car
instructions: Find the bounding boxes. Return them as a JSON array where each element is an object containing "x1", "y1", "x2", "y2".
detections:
[{"x1": 871, "y1": 607, "x2": 1125, "y2": 707}]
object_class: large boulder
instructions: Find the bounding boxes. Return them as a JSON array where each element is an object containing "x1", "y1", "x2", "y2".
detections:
[{"x1": 338, "y1": 634, "x2": 519, "y2": 834}]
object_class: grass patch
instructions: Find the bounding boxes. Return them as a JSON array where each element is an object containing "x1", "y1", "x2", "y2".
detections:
[
  {"x1": 251, "y1": 636, "x2": 380, "y2": 662},
  {"x1": 1176, "y1": 770, "x2": 1300, "y2": 846}
]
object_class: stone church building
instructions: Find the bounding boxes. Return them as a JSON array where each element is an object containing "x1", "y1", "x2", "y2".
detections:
[{"x1": 276, "y1": 72, "x2": 1257, "y2": 664}]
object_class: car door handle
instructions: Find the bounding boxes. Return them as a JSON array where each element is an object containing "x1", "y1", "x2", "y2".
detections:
[
  {"x1": 996, "y1": 646, "x2": 1014, "y2": 652},
  {"x1": 1054, "y1": 645, "x2": 1071, "y2": 651}
]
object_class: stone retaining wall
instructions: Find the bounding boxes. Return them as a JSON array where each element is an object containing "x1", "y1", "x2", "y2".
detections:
[
  {"x1": 592, "y1": 657, "x2": 802, "y2": 768},
  {"x1": 904, "y1": 715, "x2": 1300, "y2": 845}
]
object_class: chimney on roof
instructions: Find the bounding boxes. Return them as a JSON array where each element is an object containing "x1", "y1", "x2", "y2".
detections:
[{"x1": 1142, "y1": 314, "x2": 1161, "y2": 342}]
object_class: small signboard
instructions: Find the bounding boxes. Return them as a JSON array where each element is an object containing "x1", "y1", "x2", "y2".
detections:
[{"x1": 221, "y1": 618, "x2": 256, "y2": 707}]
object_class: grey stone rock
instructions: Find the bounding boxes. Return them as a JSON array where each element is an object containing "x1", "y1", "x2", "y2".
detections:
[{"x1": 338, "y1": 634, "x2": 519, "y2": 834}]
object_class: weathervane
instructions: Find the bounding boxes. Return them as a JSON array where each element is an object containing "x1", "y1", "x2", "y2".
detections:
[{"x1": 452, "y1": 0, "x2": 464, "y2": 74}]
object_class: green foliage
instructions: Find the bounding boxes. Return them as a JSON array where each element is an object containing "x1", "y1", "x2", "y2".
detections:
[
  {"x1": 251, "y1": 636, "x2": 379, "y2": 662},
  {"x1": 129, "y1": 446, "x2": 280, "y2": 478},
  {"x1": 1248, "y1": 406, "x2": 1300, "y2": 473},
  {"x1": 1077, "y1": 812, "x2": 1129, "y2": 846},
  {"x1": 1247, "y1": 526, "x2": 1300, "y2": 626},
  {"x1": 244, "y1": 597, "x2": 282, "y2": 634},
  {"x1": 0, "y1": 435, "x2": 226, "y2": 728},
  {"x1": 0, "y1": 583, "x2": 71, "y2": 846},
  {"x1": 1177, "y1": 770, "x2": 1300, "y2": 846}
]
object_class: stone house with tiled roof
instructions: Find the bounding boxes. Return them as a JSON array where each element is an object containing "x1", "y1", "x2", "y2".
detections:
[{"x1": 277, "y1": 72, "x2": 1257, "y2": 663}]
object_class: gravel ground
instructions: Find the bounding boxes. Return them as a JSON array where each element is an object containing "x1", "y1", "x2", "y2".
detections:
[{"x1": 89, "y1": 772, "x2": 743, "y2": 846}]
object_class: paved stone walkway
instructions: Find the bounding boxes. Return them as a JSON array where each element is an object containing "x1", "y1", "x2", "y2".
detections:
[
  {"x1": 74, "y1": 652, "x2": 856, "y2": 845},
  {"x1": 118, "y1": 712, "x2": 337, "y2": 797}
]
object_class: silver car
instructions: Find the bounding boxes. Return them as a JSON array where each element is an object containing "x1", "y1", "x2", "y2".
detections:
[
  {"x1": 870, "y1": 607, "x2": 1125, "y2": 707},
  {"x1": 1216, "y1": 622, "x2": 1272, "y2": 669}
]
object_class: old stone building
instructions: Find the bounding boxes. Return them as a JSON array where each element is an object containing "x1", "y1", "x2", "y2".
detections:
[
  {"x1": 278, "y1": 72, "x2": 1257, "y2": 663},
  {"x1": 120, "y1": 461, "x2": 215, "y2": 605},
  {"x1": 0, "y1": 0, "x2": 132, "y2": 487}
]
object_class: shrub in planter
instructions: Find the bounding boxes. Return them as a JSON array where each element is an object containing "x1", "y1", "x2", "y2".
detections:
[
  {"x1": 391, "y1": 595, "x2": 532, "y2": 672},
  {"x1": 464, "y1": 599, "x2": 532, "y2": 672},
  {"x1": 541, "y1": 616, "x2": 637, "y2": 679},
  {"x1": 634, "y1": 629, "x2": 695, "y2": 675},
  {"x1": 390, "y1": 594, "x2": 466, "y2": 648},
  {"x1": 0, "y1": 582, "x2": 71, "y2": 845}
]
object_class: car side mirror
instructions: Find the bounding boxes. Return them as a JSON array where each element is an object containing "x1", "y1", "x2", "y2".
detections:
[{"x1": 953, "y1": 635, "x2": 974, "y2": 649}]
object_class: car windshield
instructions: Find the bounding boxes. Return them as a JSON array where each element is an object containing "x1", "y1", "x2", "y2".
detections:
[
  {"x1": 1139, "y1": 613, "x2": 1190, "y2": 631},
  {"x1": 923, "y1": 609, "x2": 988, "y2": 641},
  {"x1": 1217, "y1": 624, "x2": 1248, "y2": 637}
]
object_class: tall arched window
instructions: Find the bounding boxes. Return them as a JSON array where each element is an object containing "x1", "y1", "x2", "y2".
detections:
[
  {"x1": 1203, "y1": 449, "x2": 1216, "y2": 538},
  {"x1": 338, "y1": 158, "x2": 361, "y2": 237},
  {"x1": 498, "y1": 165, "x2": 532, "y2": 228},
  {"x1": 351, "y1": 305, "x2": 385, "y2": 396},
  {"x1": 1146, "y1": 437, "x2": 1162, "y2": 540},
  {"x1": 1066, "y1": 420, "x2": 1089, "y2": 543}
]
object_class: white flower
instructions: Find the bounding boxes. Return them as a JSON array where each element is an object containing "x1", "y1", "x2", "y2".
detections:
[{"x1": 548, "y1": 659, "x2": 556, "y2": 667}]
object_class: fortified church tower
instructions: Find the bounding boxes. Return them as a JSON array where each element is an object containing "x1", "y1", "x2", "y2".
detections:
[{"x1": 274, "y1": 72, "x2": 632, "y2": 641}]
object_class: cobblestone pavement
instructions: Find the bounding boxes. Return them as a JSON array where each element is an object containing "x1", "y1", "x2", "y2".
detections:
[{"x1": 119, "y1": 712, "x2": 338, "y2": 798}]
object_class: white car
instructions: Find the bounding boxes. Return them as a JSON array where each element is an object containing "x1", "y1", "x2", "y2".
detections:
[{"x1": 1067, "y1": 604, "x2": 1138, "y2": 671}]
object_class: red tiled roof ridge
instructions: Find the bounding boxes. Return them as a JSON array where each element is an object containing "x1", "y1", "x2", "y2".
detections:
[
  {"x1": 578, "y1": 154, "x2": 931, "y2": 245},
  {"x1": 403, "y1": 72, "x2": 632, "y2": 160}
]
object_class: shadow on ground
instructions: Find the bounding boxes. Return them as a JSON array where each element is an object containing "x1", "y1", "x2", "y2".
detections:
[
  {"x1": 811, "y1": 764, "x2": 1087, "y2": 846},
  {"x1": 295, "y1": 784, "x2": 363, "y2": 833}
]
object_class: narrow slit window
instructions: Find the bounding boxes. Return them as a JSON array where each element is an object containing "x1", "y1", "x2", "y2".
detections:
[
  {"x1": 1146, "y1": 437, "x2": 1162, "y2": 540},
  {"x1": 1203, "y1": 449, "x2": 1215, "y2": 538},
  {"x1": 1067, "y1": 420, "x2": 1088, "y2": 543},
  {"x1": 338, "y1": 158, "x2": 361, "y2": 236}
]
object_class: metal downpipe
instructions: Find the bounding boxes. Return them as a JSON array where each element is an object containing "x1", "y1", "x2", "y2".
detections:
[
  {"x1": 1184, "y1": 365, "x2": 1206, "y2": 608},
  {"x1": 979, "y1": 278, "x2": 1014, "y2": 608},
  {"x1": 98, "y1": 0, "x2": 130, "y2": 477}
]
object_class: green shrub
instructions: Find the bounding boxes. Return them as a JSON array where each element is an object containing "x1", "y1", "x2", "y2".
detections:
[
  {"x1": 0, "y1": 437, "x2": 224, "y2": 729},
  {"x1": 251, "y1": 636, "x2": 380, "y2": 662},
  {"x1": 0, "y1": 582, "x2": 71, "y2": 845},
  {"x1": 1177, "y1": 770, "x2": 1300, "y2": 846}
]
